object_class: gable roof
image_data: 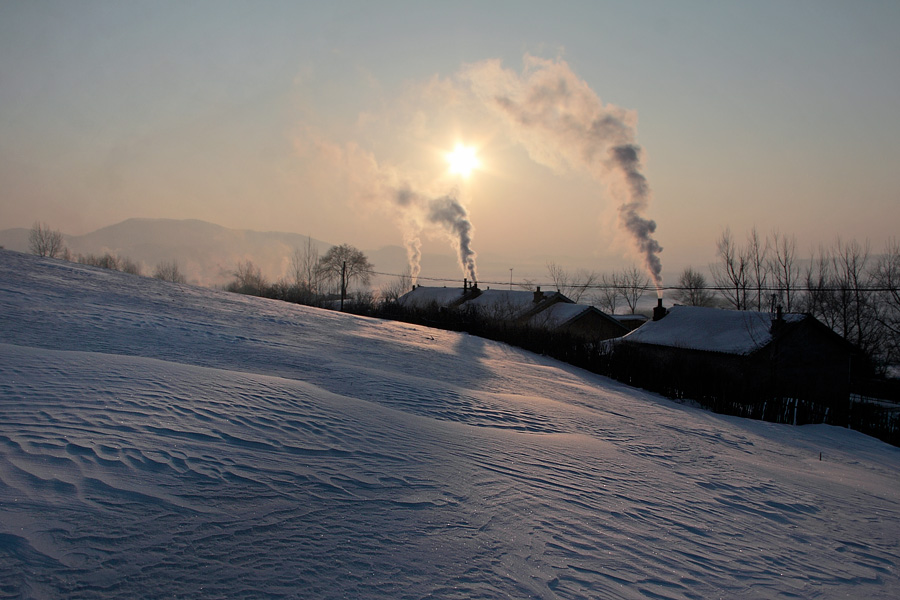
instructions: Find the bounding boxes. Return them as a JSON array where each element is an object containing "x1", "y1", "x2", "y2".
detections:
[
  {"x1": 530, "y1": 302, "x2": 627, "y2": 333},
  {"x1": 613, "y1": 314, "x2": 648, "y2": 330},
  {"x1": 529, "y1": 302, "x2": 592, "y2": 328},
  {"x1": 621, "y1": 305, "x2": 805, "y2": 355},
  {"x1": 397, "y1": 286, "x2": 470, "y2": 309},
  {"x1": 459, "y1": 288, "x2": 567, "y2": 318}
]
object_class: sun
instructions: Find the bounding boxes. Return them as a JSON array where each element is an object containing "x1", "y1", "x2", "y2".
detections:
[{"x1": 446, "y1": 143, "x2": 480, "y2": 178}]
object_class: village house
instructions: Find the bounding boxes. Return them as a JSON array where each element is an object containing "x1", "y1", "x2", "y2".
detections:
[
  {"x1": 398, "y1": 284, "x2": 628, "y2": 341},
  {"x1": 528, "y1": 301, "x2": 630, "y2": 341},
  {"x1": 617, "y1": 302, "x2": 858, "y2": 422}
]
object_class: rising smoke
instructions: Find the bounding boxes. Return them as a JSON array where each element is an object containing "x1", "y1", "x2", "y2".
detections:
[
  {"x1": 310, "y1": 55, "x2": 662, "y2": 290},
  {"x1": 425, "y1": 193, "x2": 478, "y2": 283},
  {"x1": 312, "y1": 139, "x2": 479, "y2": 285},
  {"x1": 609, "y1": 144, "x2": 663, "y2": 288},
  {"x1": 394, "y1": 185, "x2": 477, "y2": 284},
  {"x1": 462, "y1": 55, "x2": 664, "y2": 289}
]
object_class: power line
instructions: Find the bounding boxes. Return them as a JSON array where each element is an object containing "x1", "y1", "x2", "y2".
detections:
[{"x1": 362, "y1": 268, "x2": 896, "y2": 293}]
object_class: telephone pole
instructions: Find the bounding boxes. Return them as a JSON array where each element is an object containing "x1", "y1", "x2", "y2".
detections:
[{"x1": 340, "y1": 261, "x2": 347, "y2": 311}]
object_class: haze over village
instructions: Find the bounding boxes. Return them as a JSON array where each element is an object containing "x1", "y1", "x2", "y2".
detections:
[
  {"x1": 2, "y1": 2, "x2": 900, "y2": 598},
  {"x1": 2, "y1": 2, "x2": 899, "y2": 287}
]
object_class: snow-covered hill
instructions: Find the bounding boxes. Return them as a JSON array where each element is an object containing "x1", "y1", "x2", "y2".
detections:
[{"x1": 1, "y1": 249, "x2": 898, "y2": 599}]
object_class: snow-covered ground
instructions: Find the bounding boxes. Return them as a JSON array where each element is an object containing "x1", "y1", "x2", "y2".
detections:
[{"x1": 1, "y1": 249, "x2": 898, "y2": 599}]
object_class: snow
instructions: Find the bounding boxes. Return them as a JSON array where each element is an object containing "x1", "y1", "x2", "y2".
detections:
[
  {"x1": 2, "y1": 249, "x2": 899, "y2": 599},
  {"x1": 397, "y1": 285, "x2": 469, "y2": 309},
  {"x1": 401, "y1": 286, "x2": 580, "y2": 327},
  {"x1": 461, "y1": 288, "x2": 558, "y2": 316},
  {"x1": 622, "y1": 305, "x2": 806, "y2": 355},
  {"x1": 528, "y1": 302, "x2": 592, "y2": 328}
]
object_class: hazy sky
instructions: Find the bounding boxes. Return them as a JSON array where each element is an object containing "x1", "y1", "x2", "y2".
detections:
[{"x1": 2, "y1": 0, "x2": 898, "y2": 283}]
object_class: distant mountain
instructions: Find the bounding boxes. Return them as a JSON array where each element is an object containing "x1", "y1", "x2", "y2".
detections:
[
  {"x1": 0, "y1": 228, "x2": 30, "y2": 252},
  {"x1": 0, "y1": 218, "x2": 463, "y2": 288},
  {"x1": 0, "y1": 219, "x2": 328, "y2": 287}
]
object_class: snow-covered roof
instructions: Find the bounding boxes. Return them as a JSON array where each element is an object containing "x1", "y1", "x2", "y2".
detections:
[
  {"x1": 614, "y1": 314, "x2": 648, "y2": 325},
  {"x1": 397, "y1": 286, "x2": 574, "y2": 321},
  {"x1": 462, "y1": 289, "x2": 539, "y2": 310},
  {"x1": 460, "y1": 288, "x2": 567, "y2": 319},
  {"x1": 529, "y1": 302, "x2": 592, "y2": 328},
  {"x1": 622, "y1": 305, "x2": 805, "y2": 355},
  {"x1": 397, "y1": 285, "x2": 468, "y2": 308}
]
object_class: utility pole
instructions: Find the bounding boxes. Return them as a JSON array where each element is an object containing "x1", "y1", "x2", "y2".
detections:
[
  {"x1": 509, "y1": 268, "x2": 513, "y2": 290},
  {"x1": 340, "y1": 260, "x2": 347, "y2": 311}
]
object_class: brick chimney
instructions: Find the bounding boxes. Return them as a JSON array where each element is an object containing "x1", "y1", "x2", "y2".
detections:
[
  {"x1": 533, "y1": 286, "x2": 544, "y2": 304},
  {"x1": 652, "y1": 298, "x2": 666, "y2": 321}
]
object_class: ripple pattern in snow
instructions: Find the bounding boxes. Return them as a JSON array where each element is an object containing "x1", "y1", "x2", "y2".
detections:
[{"x1": 1, "y1": 250, "x2": 899, "y2": 599}]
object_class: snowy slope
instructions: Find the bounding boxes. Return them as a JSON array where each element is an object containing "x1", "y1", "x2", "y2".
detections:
[{"x1": 1, "y1": 250, "x2": 899, "y2": 599}]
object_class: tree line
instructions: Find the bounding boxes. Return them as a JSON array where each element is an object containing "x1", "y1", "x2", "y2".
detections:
[
  {"x1": 27, "y1": 221, "x2": 188, "y2": 283},
  {"x1": 22, "y1": 220, "x2": 900, "y2": 375},
  {"x1": 223, "y1": 240, "x2": 376, "y2": 309},
  {"x1": 699, "y1": 227, "x2": 900, "y2": 376},
  {"x1": 20, "y1": 219, "x2": 899, "y2": 441}
]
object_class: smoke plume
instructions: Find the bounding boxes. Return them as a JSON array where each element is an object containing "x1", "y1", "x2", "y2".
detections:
[
  {"x1": 310, "y1": 138, "x2": 478, "y2": 285},
  {"x1": 402, "y1": 224, "x2": 423, "y2": 284},
  {"x1": 425, "y1": 193, "x2": 478, "y2": 283},
  {"x1": 609, "y1": 144, "x2": 663, "y2": 288},
  {"x1": 462, "y1": 55, "x2": 663, "y2": 289},
  {"x1": 394, "y1": 185, "x2": 478, "y2": 284}
]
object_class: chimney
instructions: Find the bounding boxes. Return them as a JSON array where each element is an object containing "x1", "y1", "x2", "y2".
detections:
[
  {"x1": 771, "y1": 305, "x2": 784, "y2": 334},
  {"x1": 652, "y1": 298, "x2": 666, "y2": 321},
  {"x1": 533, "y1": 286, "x2": 544, "y2": 304}
]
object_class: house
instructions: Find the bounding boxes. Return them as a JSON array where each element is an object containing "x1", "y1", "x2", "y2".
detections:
[
  {"x1": 397, "y1": 284, "x2": 478, "y2": 310},
  {"x1": 612, "y1": 313, "x2": 648, "y2": 332},
  {"x1": 529, "y1": 302, "x2": 629, "y2": 340},
  {"x1": 459, "y1": 287, "x2": 568, "y2": 321},
  {"x1": 617, "y1": 304, "x2": 858, "y2": 421},
  {"x1": 397, "y1": 284, "x2": 627, "y2": 341}
]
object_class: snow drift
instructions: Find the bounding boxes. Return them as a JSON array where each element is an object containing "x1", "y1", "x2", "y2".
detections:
[{"x1": 1, "y1": 250, "x2": 898, "y2": 599}]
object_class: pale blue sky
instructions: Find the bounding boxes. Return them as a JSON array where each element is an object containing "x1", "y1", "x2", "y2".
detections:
[{"x1": 2, "y1": 0, "x2": 898, "y2": 281}]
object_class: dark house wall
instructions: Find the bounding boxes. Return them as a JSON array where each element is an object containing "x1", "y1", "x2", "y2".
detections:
[
  {"x1": 617, "y1": 318, "x2": 855, "y2": 422},
  {"x1": 760, "y1": 320, "x2": 854, "y2": 414},
  {"x1": 561, "y1": 311, "x2": 629, "y2": 341}
]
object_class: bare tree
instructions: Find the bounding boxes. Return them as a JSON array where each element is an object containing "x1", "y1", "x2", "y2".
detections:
[
  {"x1": 79, "y1": 253, "x2": 117, "y2": 270},
  {"x1": 28, "y1": 222, "x2": 65, "y2": 258},
  {"x1": 711, "y1": 228, "x2": 749, "y2": 310},
  {"x1": 803, "y1": 238, "x2": 882, "y2": 362},
  {"x1": 673, "y1": 266, "x2": 715, "y2": 307},
  {"x1": 803, "y1": 244, "x2": 837, "y2": 329},
  {"x1": 119, "y1": 256, "x2": 142, "y2": 276},
  {"x1": 227, "y1": 260, "x2": 268, "y2": 295},
  {"x1": 873, "y1": 238, "x2": 900, "y2": 367},
  {"x1": 546, "y1": 261, "x2": 598, "y2": 303},
  {"x1": 516, "y1": 278, "x2": 538, "y2": 292},
  {"x1": 547, "y1": 261, "x2": 569, "y2": 294},
  {"x1": 746, "y1": 226, "x2": 771, "y2": 311},
  {"x1": 317, "y1": 244, "x2": 373, "y2": 297},
  {"x1": 380, "y1": 268, "x2": 413, "y2": 304},
  {"x1": 290, "y1": 237, "x2": 320, "y2": 294},
  {"x1": 768, "y1": 231, "x2": 799, "y2": 312},
  {"x1": 619, "y1": 265, "x2": 649, "y2": 315},
  {"x1": 593, "y1": 272, "x2": 622, "y2": 314},
  {"x1": 154, "y1": 260, "x2": 187, "y2": 284},
  {"x1": 834, "y1": 238, "x2": 875, "y2": 353}
]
